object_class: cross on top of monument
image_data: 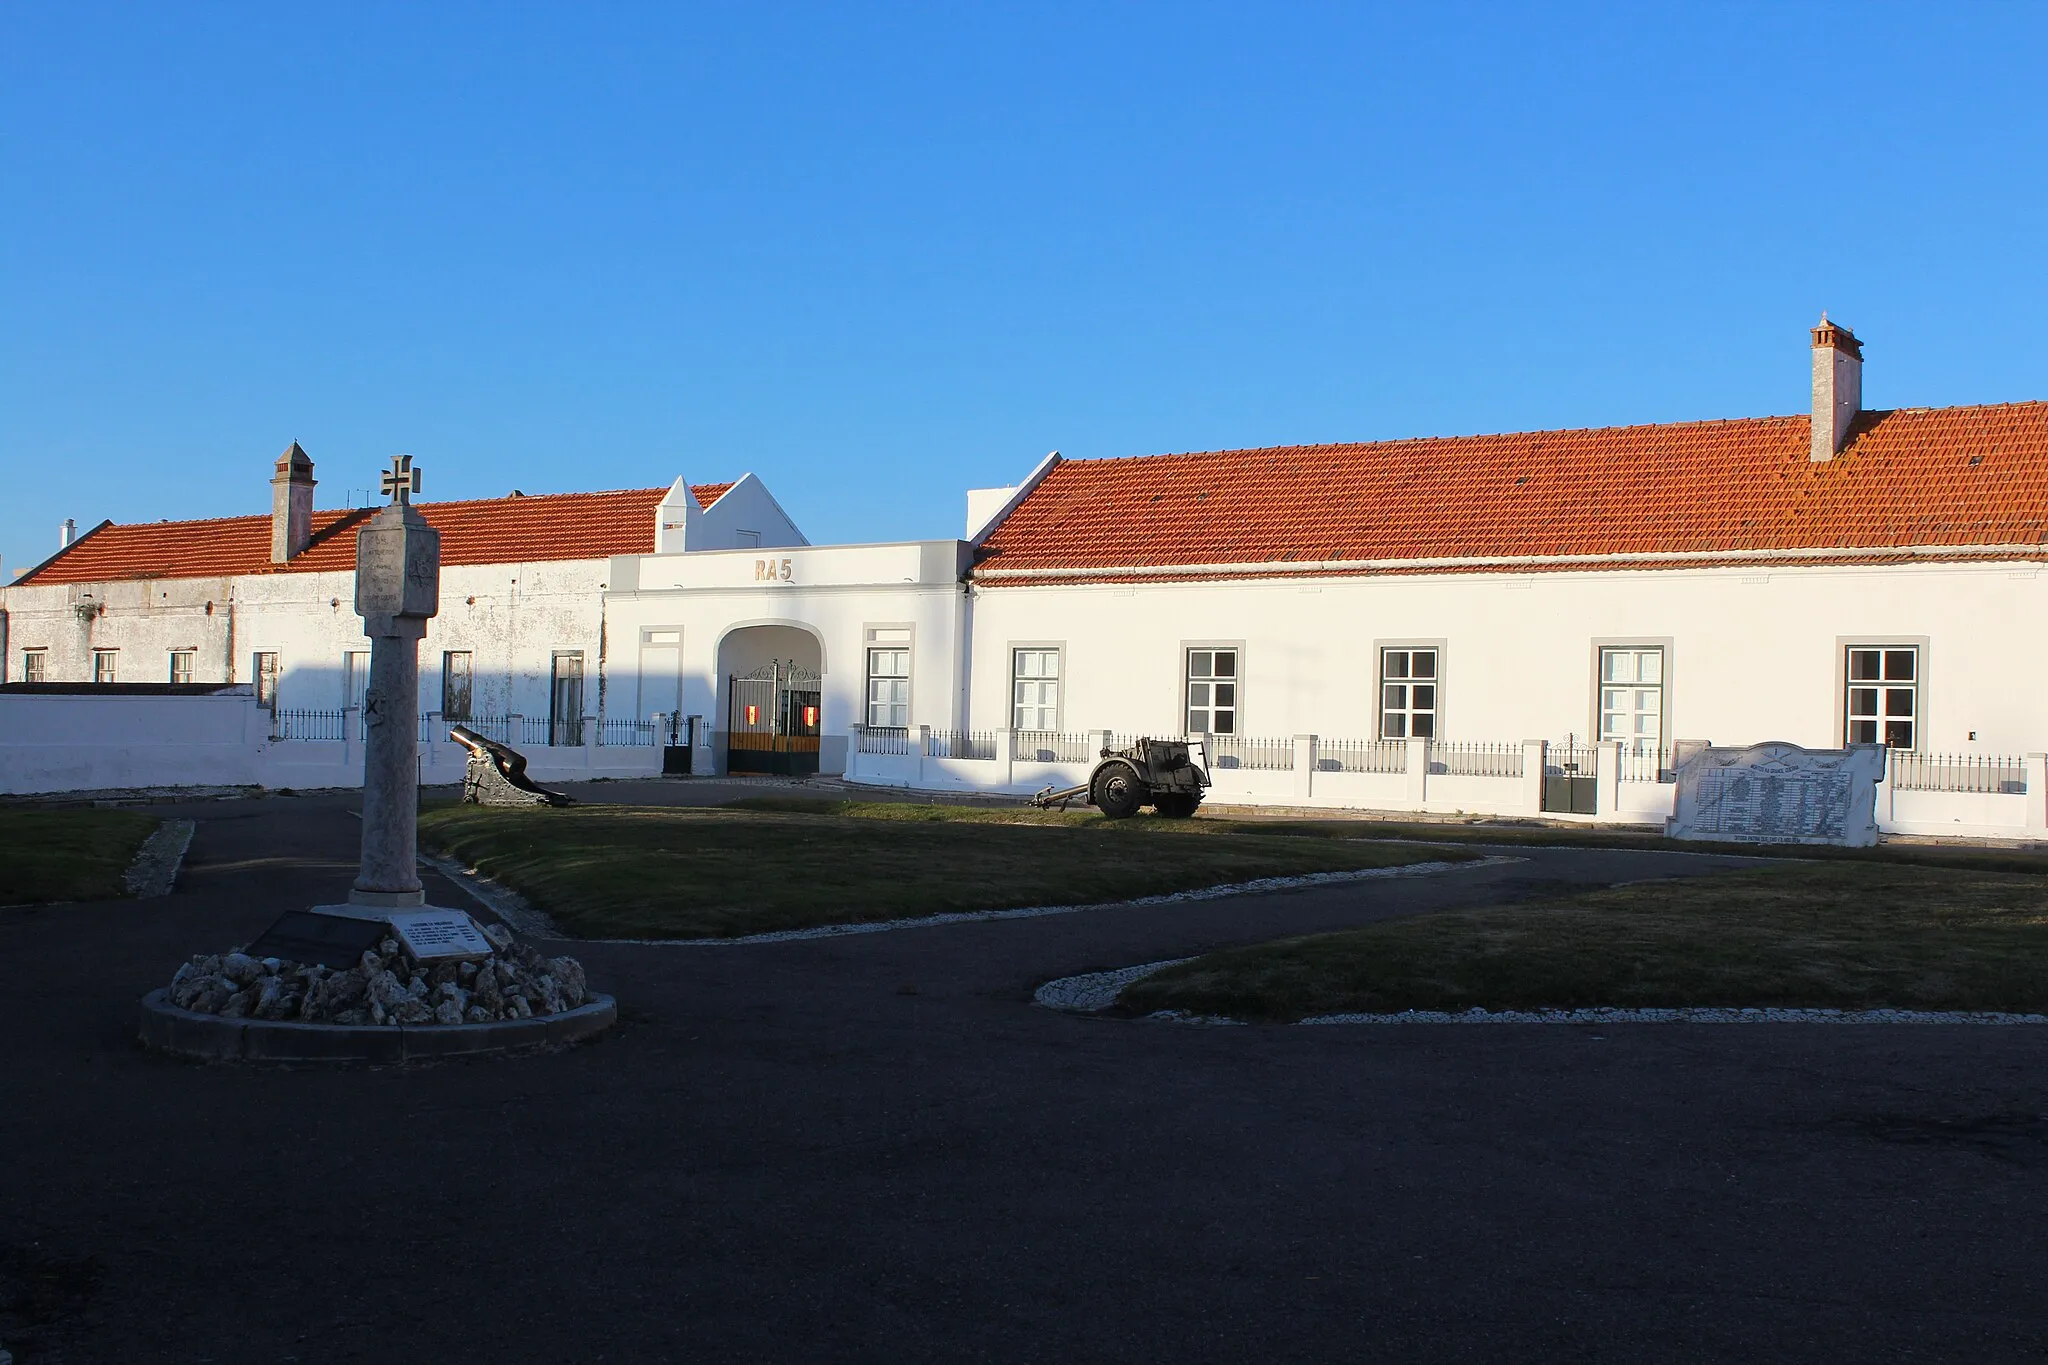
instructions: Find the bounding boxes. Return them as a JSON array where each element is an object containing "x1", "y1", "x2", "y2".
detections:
[{"x1": 381, "y1": 454, "x2": 422, "y2": 505}]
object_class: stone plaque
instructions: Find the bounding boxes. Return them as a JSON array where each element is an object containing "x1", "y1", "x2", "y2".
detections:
[
  {"x1": 354, "y1": 504, "x2": 441, "y2": 626},
  {"x1": 245, "y1": 910, "x2": 388, "y2": 969},
  {"x1": 385, "y1": 909, "x2": 496, "y2": 963},
  {"x1": 1667, "y1": 740, "x2": 1885, "y2": 847}
]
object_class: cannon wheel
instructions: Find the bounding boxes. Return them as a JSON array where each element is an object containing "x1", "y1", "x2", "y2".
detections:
[
  {"x1": 1152, "y1": 791, "x2": 1202, "y2": 819},
  {"x1": 1089, "y1": 759, "x2": 1146, "y2": 819}
]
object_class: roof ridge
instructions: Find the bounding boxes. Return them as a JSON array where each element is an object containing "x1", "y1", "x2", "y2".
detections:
[{"x1": 1060, "y1": 400, "x2": 2048, "y2": 468}]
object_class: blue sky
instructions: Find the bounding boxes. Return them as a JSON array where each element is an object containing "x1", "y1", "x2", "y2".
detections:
[{"x1": 4, "y1": 3, "x2": 2045, "y2": 578}]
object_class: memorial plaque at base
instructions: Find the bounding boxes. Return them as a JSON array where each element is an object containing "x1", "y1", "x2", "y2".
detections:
[
  {"x1": 1667, "y1": 740, "x2": 1886, "y2": 847},
  {"x1": 385, "y1": 909, "x2": 497, "y2": 963},
  {"x1": 245, "y1": 910, "x2": 391, "y2": 969}
]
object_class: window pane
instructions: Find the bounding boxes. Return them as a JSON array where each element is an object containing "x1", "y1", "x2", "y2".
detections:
[
  {"x1": 1383, "y1": 713, "x2": 1407, "y2": 739},
  {"x1": 1884, "y1": 689, "x2": 1915, "y2": 717},
  {"x1": 1885, "y1": 720, "x2": 1914, "y2": 748},
  {"x1": 1849, "y1": 688, "x2": 1878, "y2": 718},
  {"x1": 1411, "y1": 684, "x2": 1435, "y2": 710},
  {"x1": 1601, "y1": 651, "x2": 1629, "y2": 683},
  {"x1": 1188, "y1": 682, "x2": 1210, "y2": 707},
  {"x1": 1214, "y1": 683, "x2": 1235, "y2": 707},
  {"x1": 1412, "y1": 713, "x2": 1434, "y2": 739},
  {"x1": 1383, "y1": 651, "x2": 1409, "y2": 680},
  {"x1": 1849, "y1": 649, "x2": 1880, "y2": 682},
  {"x1": 1884, "y1": 649, "x2": 1916, "y2": 681},
  {"x1": 1410, "y1": 651, "x2": 1436, "y2": 680},
  {"x1": 1849, "y1": 719, "x2": 1877, "y2": 743},
  {"x1": 1213, "y1": 651, "x2": 1236, "y2": 678},
  {"x1": 1213, "y1": 711, "x2": 1235, "y2": 735},
  {"x1": 1383, "y1": 684, "x2": 1406, "y2": 710},
  {"x1": 1188, "y1": 651, "x2": 1212, "y2": 678}
]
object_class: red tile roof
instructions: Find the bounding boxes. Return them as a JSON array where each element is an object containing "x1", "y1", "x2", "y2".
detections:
[
  {"x1": 974, "y1": 404, "x2": 2048, "y2": 582},
  {"x1": 17, "y1": 483, "x2": 735, "y2": 586}
]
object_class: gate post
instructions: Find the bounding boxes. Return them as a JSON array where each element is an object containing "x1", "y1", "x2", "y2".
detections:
[
  {"x1": 1404, "y1": 737, "x2": 1429, "y2": 810},
  {"x1": 1595, "y1": 741, "x2": 1621, "y2": 820},
  {"x1": 918, "y1": 724, "x2": 932, "y2": 787},
  {"x1": 1294, "y1": 735, "x2": 1315, "y2": 802},
  {"x1": 997, "y1": 728, "x2": 1016, "y2": 790},
  {"x1": 1521, "y1": 740, "x2": 1545, "y2": 815}
]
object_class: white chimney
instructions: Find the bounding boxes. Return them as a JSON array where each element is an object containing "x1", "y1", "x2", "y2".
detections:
[
  {"x1": 59, "y1": 518, "x2": 76, "y2": 548},
  {"x1": 1810, "y1": 315, "x2": 1863, "y2": 463},
  {"x1": 654, "y1": 476, "x2": 702, "y2": 554},
  {"x1": 270, "y1": 441, "x2": 317, "y2": 562}
]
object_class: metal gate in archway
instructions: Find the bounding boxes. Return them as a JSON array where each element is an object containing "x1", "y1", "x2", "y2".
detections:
[{"x1": 726, "y1": 660, "x2": 823, "y2": 776}]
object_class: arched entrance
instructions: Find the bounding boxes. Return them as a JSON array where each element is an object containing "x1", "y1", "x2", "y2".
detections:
[{"x1": 717, "y1": 624, "x2": 824, "y2": 776}]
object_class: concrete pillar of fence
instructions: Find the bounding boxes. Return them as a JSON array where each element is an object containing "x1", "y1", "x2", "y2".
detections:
[
  {"x1": 1096, "y1": 729, "x2": 1114, "y2": 759},
  {"x1": 997, "y1": 728, "x2": 1016, "y2": 788},
  {"x1": 1405, "y1": 737, "x2": 1429, "y2": 807},
  {"x1": 341, "y1": 706, "x2": 357, "y2": 765},
  {"x1": 582, "y1": 714, "x2": 598, "y2": 771},
  {"x1": 1521, "y1": 741, "x2": 1545, "y2": 815},
  {"x1": 422, "y1": 711, "x2": 439, "y2": 776},
  {"x1": 1294, "y1": 734, "x2": 1315, "y2": 801},
  {"x1": 1596, "y1": 741, "x2": 1621, "y2": 821},
  {"x1": 918, "y1": 724, "x2": 933, "y2": 785},
  {"x1": 1874, "y1": 749, "x2": 1896, "y2": 833},
  {"x1": 2028, "y1": 754, "x2": 2048, "y2": 837}
]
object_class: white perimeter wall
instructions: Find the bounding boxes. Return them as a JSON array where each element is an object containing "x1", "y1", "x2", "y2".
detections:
[{"x1": 965, "y1": 560, "x2": 2048, "y2": 752}]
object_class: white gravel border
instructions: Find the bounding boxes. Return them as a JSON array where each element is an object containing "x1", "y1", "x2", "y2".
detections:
[
  {"x1": 123, "y1": 818, "x2": 195, "y2": 898},
  {"x1": 428, "y1": 855, "x2": 1510, "y2": 946},
  {"x1": 1298, "y1": 1006, "x2": 2048, "y2": 1025},
  {"x1": 1035, "y1": 965, "x2": 2048, "y2": 1026}
]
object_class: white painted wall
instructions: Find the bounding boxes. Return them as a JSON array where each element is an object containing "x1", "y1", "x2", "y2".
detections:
[{"x1": 964, "y1": 560, "x2": 2048, "y2": 755}]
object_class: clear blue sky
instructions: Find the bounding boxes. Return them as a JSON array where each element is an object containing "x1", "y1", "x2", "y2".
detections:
[{"x1": 4, "y1": 3, "x2": 2045, "y2": 578}]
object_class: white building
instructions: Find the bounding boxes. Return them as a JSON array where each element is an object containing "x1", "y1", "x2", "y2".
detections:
[{"x1": 7, "y1": 320, "x2": 2048, "y2": 834}]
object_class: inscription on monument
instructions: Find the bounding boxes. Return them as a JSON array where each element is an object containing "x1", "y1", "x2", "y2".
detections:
[
  {"x1": 386, "y1": 910, "x2": 497, "y2": 963},
  {"x1": 1667, "y1": 740, "x2": 1885, "y2": 847}
]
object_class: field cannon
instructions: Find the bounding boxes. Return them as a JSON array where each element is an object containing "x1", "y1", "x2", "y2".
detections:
[
  {"x1": 450, "y1": 724, "x2": 575, "y2": 807},
  {"x1": 1028, "y1": 737, "x2": 1210, "y2": 819}
]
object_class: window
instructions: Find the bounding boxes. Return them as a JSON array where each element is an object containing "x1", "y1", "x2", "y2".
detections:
[
  {"x1": 441, "y1": 651, "x2": 473, "y2": 721},
  {"x1": 343, "y1": 651, "x2": 370, "y2": 713},
  {"x1": 1185, "y1": 649, "x2": 1239, "y2": 735},
  {"x1": 169, "y1": 650, "x2": 195, "y2": 685},
  {"x1": 866, "y1": 648, "x2": 909, "y2": 729},
  {"x1": 1598, "y1": 647, "x2": 1664, "y2": 755},
  {"x1": 253, "y1": 652, "x2": 279, "y2": 711},
  {"x1": 1847, "y1": 646, "x2": 1917, "y2": 748},
  {"x1": 21, "y1": 650, "x2": 46, "y2": 683},
  {"x1": 1379, "y1": 648, "x2": 1437, "y2": 739},
  {"x1": 93, "y1": 650, "x2": 117, "y2": 684},
  {"x1": 1012, "y1": 648, "x2": 1061, "y2": 731},
  {"x1": 736, "y1": 529, "x2": 761, "y2": 548},
  {"x1": 551, "y1": 651, "x2": 585, "y2": 745}
]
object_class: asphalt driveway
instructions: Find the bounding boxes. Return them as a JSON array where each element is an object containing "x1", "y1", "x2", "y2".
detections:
[{"x1": 2, "y1": 790, "x2": 2044, "y2": 1363}]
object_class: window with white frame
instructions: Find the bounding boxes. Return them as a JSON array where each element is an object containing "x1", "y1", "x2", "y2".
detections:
[
  {"x1": 22, "y1": 650, "x2": 47, "y2": 683},
  {"x1": 1379, "y1": 647, "x2": 1437, "y2": 739},
  {"x1": 1012, "y1": 648, "x2": 1061, "y2": 731},
  {"x1": 253, "y1": 652, "x2": 279, "y2": 711},
  {"x1": 1598, "y1": 647, "x2": 1664, "y2": 755},
  {"x1": 169, "y1": 650, "x2": 195, "y2": 684},
  {"x1": 1185, "y1": 648, "x2": 1238, "y2": 735},
  {"x1": 93, "y1": 649, "x2": 118, "y2": 684},
  {"x1": 441, "y1": 651, "x2": 473, "y2": 721},
  {"x1": 867, "y1": 647, "x2": 909, "y2": 729},
  {"x1": 1846, "y1": 646, "x2": 1917, "y2": 748}
]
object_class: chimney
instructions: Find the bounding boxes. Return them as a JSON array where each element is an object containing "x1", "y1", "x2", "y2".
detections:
[
  {"x1": 270, "y1": 441, "x2": 317, "y2": 562},
  {"x1": 1810, "y1": 314, "x2": 1863, "y2": 462},
  {"x1": 59, "y1": 518, "x2": 76, "y2": 548}
]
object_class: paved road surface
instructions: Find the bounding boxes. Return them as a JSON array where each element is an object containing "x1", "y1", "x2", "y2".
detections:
[{"x1": 2, "y1": 790, "x2": 2044, "y2": 1362}]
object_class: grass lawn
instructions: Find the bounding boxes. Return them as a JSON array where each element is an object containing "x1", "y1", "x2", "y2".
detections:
[
  {"x1": 1122, "y1": 862, "x2": 2048, "y2": 1020},
  {"x1": 417, "y1": 801, "x2": 1472, "y2": 939},
  {"x1": 0, "y1": 809, "x2": 161, "y2": 906}
]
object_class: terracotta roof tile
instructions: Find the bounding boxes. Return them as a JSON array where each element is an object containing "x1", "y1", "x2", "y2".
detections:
[
  {"x1": 974, "y1": 404, "x2": 2048, "y2": 581},
  {"x1": 18, "y1": 483, "x2": 734, "y2": 586}
]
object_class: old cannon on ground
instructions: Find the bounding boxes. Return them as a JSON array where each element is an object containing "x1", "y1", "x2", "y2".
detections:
[
  {"x1": 1028, "y1": 737, "x2": 1210, "y2": 819},
  {"x1": 450, "y1": 725, "x2": 575, "y2": 807}
]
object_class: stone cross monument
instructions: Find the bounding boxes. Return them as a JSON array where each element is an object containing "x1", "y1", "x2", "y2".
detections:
[{"x1": 350, "y1": 455, "x2": 440, "y2": 906}]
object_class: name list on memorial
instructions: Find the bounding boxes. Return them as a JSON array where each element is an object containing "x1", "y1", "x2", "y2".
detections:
[{"x1": 1667, "y1": 741, "x2": 1884, "y2": 848}]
